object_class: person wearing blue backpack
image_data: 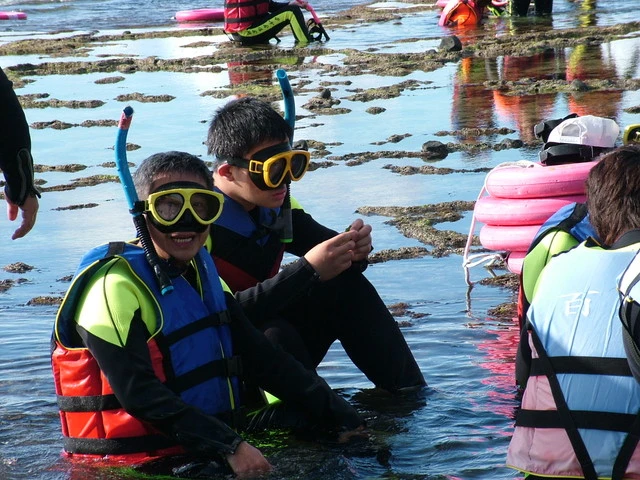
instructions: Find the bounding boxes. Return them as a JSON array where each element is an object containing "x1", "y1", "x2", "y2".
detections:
[{"x1": 508, "y1": 145, "x2": 640, "y2": 479}]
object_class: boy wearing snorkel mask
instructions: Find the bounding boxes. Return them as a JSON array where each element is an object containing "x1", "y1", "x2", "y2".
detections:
[
  {"x1": 51, "y1": 151, "x2": 365, "y2": 476},
  {"x1": 207, "y1": 97, "x2": 426, "y2": 394}
]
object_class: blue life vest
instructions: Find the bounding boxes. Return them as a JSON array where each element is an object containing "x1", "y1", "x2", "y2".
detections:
[
  {"x1": 508, "y1": 242, "x2": 640, "y2": 479},
  {"x1": 53, "y1": 242, "x2": 242, "y2": 456}
]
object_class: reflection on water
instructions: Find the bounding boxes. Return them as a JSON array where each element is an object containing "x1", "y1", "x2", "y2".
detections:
[{"x1": 451, "y1": 42, "x2": 631, "y2": 144}]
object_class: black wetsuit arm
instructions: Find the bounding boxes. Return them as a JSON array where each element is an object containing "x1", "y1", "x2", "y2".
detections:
[
  {"x1": 232, "y1": 209, "x2": 366, "y2": 321},
  {"x1": 233, "y1": 257, "x2": 319, "y2": 325},
  {"x1": 0, "y1": 67, "x2": 37, "y2": 206},
  {"x1": 227, "y1": 293, "x2": 364, "y2": 431},
  {"x1": 77, "y1": 318, "x2": 244, "y2": 456}
]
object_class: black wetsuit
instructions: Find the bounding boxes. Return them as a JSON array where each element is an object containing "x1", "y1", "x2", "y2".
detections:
[{"x1": 211, "y1": 195, "x2": 426, "y2": 393}]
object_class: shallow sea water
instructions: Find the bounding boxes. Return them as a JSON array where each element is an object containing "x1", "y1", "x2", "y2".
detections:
[{"x1": 1, "y1": 0, "x2": 640, "y2": 479}]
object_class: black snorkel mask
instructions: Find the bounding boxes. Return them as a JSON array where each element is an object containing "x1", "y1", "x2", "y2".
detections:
[{"x1": 225, "y1": 142, "x2": 310, "y2": 191}]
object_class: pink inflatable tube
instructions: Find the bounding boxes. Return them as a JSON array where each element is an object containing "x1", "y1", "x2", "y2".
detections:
[
  {"x1": 0, "y1": 11, "x2": 26, "y2": 20},
  {"x1": 474, "y1": 193, "x2": 586, "y2": 226},
  {"x1": 506, "y1": 251, "x2": 526, "y2": 275},
  {"x1": 175, "y1": 8, "x2": 224, "y2": 22},
  {"x1": 479, "y1": 223, "x2": 542, "y2": 252},
  {"x1": 485, "y1": 160, "x2": 598, "y2": 199}
]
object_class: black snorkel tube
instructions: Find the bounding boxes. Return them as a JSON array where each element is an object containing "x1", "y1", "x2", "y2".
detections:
[
  {"x1": 115, "y1": 106, "x2": 174, "y2": 296},
  {"x1": 276, "y1": 68, "x2": 295, "y2": 243}
]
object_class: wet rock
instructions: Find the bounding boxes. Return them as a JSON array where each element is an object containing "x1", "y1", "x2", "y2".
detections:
[
  {"x1": 115, "y1": 93, "x2": 175, "y2": 103},
  {"x1": 494, "y1": 138, "x2": 524, "y2": 150},
  {"x1": 27, "y1": 296, "x2": 63, "y2": 306},
  {"x1": 20, "y1": 97, "x2": 105, "y2": 109},
  {"x1": 570, "y1": 79, "x2": 589, "y2": 92},
  {"x1": 487, "y1": 301, "x2": 518, "y2": 319},
  {"x1": 4, "y1": 262, "x2": 34, "y2": 274},
  {"x1": 53, "y1": 203, "x2": 99, "y2": 211},
  {"x1": 31, "y1": 120, "x2": 73, "y2": 130},
  {"x1": 388, "y1": 302, "x2": 429, "y2": 320},
  {"x1": 95, "y1": 76, "x2": 125, "y2": 84},
  {"x1": 57, "y1": 275, "x2": 73, "y2": 282},
  {"x1": 366, "y1": 107, "x2": 386, "y2": 114},
  {"x1": 357, "y1": 202, "x2": 477, "y2": 257},
  {"x1": 369, "y1": 246, "x2": 429, "y2": 264},
  {"x1": 40, "y1": 174, "x2": 120, "y2": 193},
  {"x1": 0, "y1": 279, "x2": 14, "y2": 292},
  {"x1": 80, "y1": 119, "x2": 118, "y2": 127},
  {"x1": 302, "y1": 94, "x2": 349, "y2": 115},
  {"x1": 421, "y1": 141, "x2": 449, "y2": 159},
  {"x1": 345, "y1": 80, "x2": 423, "y2": 102},
  {"x1": 480, "y1": 274, "x2": 519, "y2": 293},
  {"x1": 35, "y1": 164, "x2": 86, "y2": 173},
  {"x1": 439, "y1": 35, "x2": 462, "y2": 52}
]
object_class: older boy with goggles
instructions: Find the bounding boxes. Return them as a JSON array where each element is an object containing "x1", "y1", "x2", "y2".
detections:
[
  {"x1": 135, "y1": 181, "x2": 224, "y2": 233},
  {"x1": 223, "y1": 142, "x2": 310, "y2": 190}
]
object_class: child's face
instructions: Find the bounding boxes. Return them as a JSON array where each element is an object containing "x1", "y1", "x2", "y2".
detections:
[
  {"x1": 145, "y1": 171, "x2": 212, "y2": 268},
  {"x1": 226, "y1": 139, "x2": 292, "y2": 211}
]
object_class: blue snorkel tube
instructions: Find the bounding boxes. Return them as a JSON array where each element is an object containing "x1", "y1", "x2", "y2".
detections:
[
  {"x1": 276, "y1": 69, "x2": 295, "y2": 243},
  {"x1": 277, "y1": 68, "x2": 295, "y2": 138},
  {"x1": 115, "y1": 106, "x2": 174, "y2": 295}
]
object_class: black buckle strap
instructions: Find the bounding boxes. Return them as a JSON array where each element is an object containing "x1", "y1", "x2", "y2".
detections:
[
  {"x1": 57, "y1": 393, "x2": 122, "y2": 412},
  {"x1": 170, "y1": 356, "x2": 243, "y2": 393},
  {"x1": 63, "y1": 434, "x2": 176, "y2": 455},
  {"x1": 163, "y1": 311, "x2": 232, "y2": 346},
  {"x1": 516, "y1": 409, "x2": 637, "y2": 433},
  {"x1": 530, "y1": 356, "x2": 632, "y2": 377}
]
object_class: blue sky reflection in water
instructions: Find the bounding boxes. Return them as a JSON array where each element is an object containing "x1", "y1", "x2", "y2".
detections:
[{"x1": 1, "y1": 0, "x2": 640, "y2": 478}]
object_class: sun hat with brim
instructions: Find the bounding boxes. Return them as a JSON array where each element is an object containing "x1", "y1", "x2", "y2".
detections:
[{"x1": 547, "y1": 115, "x2": 620, "y2": 148}]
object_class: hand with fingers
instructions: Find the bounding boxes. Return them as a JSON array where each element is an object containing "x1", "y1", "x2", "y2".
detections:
[{"x1": 303, "y1": 230, "x2": 357, "y2": 281}]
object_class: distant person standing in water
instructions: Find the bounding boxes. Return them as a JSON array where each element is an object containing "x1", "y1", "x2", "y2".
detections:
[
  {"x1": 509, "y1": 0, "x2": 552, "y2": 16},
  {"x1": 0, "y1": 66, "x2": 40, "y2": 239},
  {"x1": 223, "y1": 0, "x2": 313, "y2": 45}
]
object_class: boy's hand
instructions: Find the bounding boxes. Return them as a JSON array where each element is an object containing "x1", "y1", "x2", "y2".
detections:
[
  {"x1": 7, "y1": 194, "x2": 39, "y2": 239},
  {"x1": 345, "y1": 219, "x2": 372, "y2": 262},
  {"x1": 337, "y1": 425, "x2": 370, "y2": 443},
  {"x1": 304, "y1": 231, "x2": 356, "y2": 281},
  {"x1": 226, "y1": 441, "x2": 273, "y2": 478}
]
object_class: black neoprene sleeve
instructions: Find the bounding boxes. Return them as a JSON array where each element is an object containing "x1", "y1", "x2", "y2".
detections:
[{"x1": 0, "y1": 66, "x2": 38, "y2": 206}]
